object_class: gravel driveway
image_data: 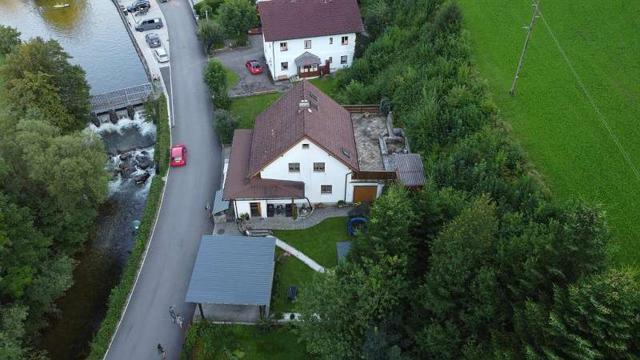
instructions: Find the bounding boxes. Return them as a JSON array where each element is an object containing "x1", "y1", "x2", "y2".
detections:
[{"x1": 215, "y1": 35, "x2": 290, "y2": 97}]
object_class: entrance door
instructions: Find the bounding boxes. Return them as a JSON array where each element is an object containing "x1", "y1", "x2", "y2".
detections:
[
  {"x1": 352, "y1": 186, "x2": 377, "y2": 203},
  {"x1": 249, "y1": 202, "x2": 261, "y2": 217}
]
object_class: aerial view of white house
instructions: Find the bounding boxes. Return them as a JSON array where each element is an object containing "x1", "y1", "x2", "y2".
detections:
[
  {"x1": 223, "y1": 81, "x2": 425, "y2": 219},
  {"x1": 257, "y1": 0, "x2": 364, "y2": 80}
]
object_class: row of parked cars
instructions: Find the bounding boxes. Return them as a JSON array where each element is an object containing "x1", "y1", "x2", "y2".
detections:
[{"x1": 126, "y1": 0, "x2": 169, "y2": 63}]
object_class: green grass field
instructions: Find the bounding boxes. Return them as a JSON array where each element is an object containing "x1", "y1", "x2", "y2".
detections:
[
  {"x1": 224, "y1": 65, "x2": 240, "y2": 89},
  {"x1": 230, "y1": 92, "x2": 281, "y2": 128},
  {"x1": 458, "y1": 0, "x2": 640, "y2": 266},
  {"x1": 182, "y1": 322, "x2": 307, "y2": 360},
  {"x1": 271, "y1": 217, "x2": 348, "y2": 314}
]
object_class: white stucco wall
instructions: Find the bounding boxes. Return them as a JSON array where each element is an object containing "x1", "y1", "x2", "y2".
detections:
[
  {"x1": 235, "y1": 200, "x2": 267, "y2": 218},
  {"x1": 263, "y1": 33, "x2": 356, "y2": 80},
  {"x1": 260, "y1": 138, "x2": 352, "y2": 204}
]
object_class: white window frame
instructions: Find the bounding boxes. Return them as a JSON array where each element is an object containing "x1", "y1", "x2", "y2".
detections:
[
  {"x1": 288, "y1": 162, "x2": 300, "y2": 172},
  {"x1": 341, "y1": 36, "x2": 348, "y2": 45},
  {"x1": 281, "y1": 62, "x2": 289, "y2": 71},
  {"x1": 313, "y1": 162, "x2": 325, "y2": 172},
  {"x1": 321, "y1": 185, "x2": 332, "y2": 194},
  {"x1": 340, "y1": 55, "x2": 348, "y2": 64},
  {"x1": 280, "y1": 42, "x2": 288, "y2": 51},
  {"x1": 304, "y1": 39, "x2": 312, "y2": 49},
  {"x1": 329, "y1": 37, "x2": 333, "y2": 44}
]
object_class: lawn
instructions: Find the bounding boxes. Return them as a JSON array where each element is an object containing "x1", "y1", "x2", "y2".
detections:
[
  {"x1": 182, "y1": 322, "x2": 307, "y2": 360},
  {"x1": 310, "y1": 76, "x2": 339, "y2": 100},
  {"x1": 458, "y1": 0, "x2": 640, "y2": 267},
  {"x1": 230, "y1": 92, "x2": 281, "y2": 129},
  {"x1": 271, "y1": 217, "x2": 348, "y2": 314},
  {"x1": 224, "y1": 65, "x2": 240, "y2": 89}
]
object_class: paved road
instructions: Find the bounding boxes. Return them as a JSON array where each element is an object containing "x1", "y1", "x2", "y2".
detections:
[{"x1": 105, "y1": 1, "x2": 220, "y2": 359}]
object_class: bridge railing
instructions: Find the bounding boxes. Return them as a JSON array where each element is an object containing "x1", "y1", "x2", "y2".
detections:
[{"x1": 90, "y1": 83, "x2": 154, "y2": 115}]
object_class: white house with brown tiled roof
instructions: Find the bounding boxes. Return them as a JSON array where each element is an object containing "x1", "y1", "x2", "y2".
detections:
[
  {"x1": 258, "y1": 0, "x2": 364, "y2": 81},
  {"x1": 223, "y1": 81, "x2": 425, "y2": 219}
]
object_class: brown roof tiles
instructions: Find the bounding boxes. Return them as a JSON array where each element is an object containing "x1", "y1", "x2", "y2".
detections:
[
  {"x1": 248, "y1": 81, "x2": 359, "y2": 176},
  {"x1": 258, "y1": 0, "x2": 364, "y2": 42},
  {"x1": 223, "y1": 129, "x2": 305, "y2": 200}
]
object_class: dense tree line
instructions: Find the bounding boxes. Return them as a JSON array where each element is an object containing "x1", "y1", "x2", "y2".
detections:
[
  {"x1": 297, "y1": 2, "x2": 640, "y2": 359},
  {"x1": 196, "y1": 0, "x2": 258, "y2": 52},
  {"x1": 0, "y1": 26, "x2": 108, "y2": 358}
]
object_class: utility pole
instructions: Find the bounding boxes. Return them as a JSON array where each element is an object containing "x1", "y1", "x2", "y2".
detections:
[{"x1": 509, "y1": 0, "x2": 540, "y2": 96}]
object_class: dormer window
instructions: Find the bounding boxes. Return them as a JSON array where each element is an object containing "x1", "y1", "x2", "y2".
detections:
[{"x1": 280, "y1": 42, "x2": 288, "y2": 51}]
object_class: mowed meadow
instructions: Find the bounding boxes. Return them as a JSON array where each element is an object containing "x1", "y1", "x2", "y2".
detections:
[{"x1": 458, "y1": 0, "x2": 640, "y2": 266}]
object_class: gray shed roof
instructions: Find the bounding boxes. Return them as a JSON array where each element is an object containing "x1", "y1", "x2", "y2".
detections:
[
  {"x1": 185, "y1": 235, "x2": 276, "y2": 306},
  {"x1": 337, "y1": 241, "x2": 352, "y2": 261},
  {"x1": 212, "y1": 190, "x2": 229, "y2": 214},
  {"x1": 384, "y1": 153, "x2": 426, "y2": 187}
]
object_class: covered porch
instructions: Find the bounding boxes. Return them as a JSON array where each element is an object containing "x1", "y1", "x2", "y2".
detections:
[{"x1": 295, "y1": 51, "x2": 329, "y2": 78}]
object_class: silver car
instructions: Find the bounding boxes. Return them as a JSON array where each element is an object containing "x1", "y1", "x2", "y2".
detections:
[
  {"x1": 145, "y1": 33, "x2": 161, "y2": 48},
  {"x1": 153, "y1": 47, "x2": 169, "y2": 63},
  {"x1": 135, "y1": 18, "x2": 163, "y2": 32}
]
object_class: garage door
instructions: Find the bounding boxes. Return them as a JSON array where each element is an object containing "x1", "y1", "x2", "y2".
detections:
[{"x1": 353, "y1": 186, "x2": 377, "y2": 203}]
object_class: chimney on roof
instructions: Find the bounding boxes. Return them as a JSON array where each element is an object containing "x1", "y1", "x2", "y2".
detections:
[{"x1": 299, "y1": 99, "x2": 310, "y2": 110}]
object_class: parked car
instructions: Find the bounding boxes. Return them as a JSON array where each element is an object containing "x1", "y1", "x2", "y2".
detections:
[
  {"x1": 127, "y1": 0, "x2": 149, "y2": 13},
  {"x1": 153, "y1": 47, "x2": 169, "y2": 63},
  {"x1": 245, "y1": 60, "x2": 263, "y2": 75},
  {"x1": 145, "y1": 33, "x2": 161, "y2": 48},
  {"x1": 135, "y1": 18, "x2": 163, "y2": 32},
  {"x1": 170, "y1": 145, "x2": 187, "y2": 167}
]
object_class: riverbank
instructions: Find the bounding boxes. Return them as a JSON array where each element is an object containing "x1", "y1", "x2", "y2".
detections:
[{"x1": 87, "y1": 95, "x2": 170, "y2": 360}]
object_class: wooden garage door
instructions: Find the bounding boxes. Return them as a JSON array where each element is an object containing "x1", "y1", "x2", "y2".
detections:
[{"x1": 353, "y1": 186, "x2": 377, "y2": 203}]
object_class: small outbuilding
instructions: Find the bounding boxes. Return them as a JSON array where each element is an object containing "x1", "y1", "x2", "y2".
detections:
[{"x1": 186, "y1": 235, "x2": 276, "y2": 322}]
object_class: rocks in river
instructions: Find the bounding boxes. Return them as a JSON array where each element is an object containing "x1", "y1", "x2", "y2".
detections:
[
  {"x1": 133, "y1": 171, "x2": 151, "y2": 185},
  {"x1": 119, "y1": 152, "x2": 133, "y2": 161},
  {"x1": 135, "y1": 151, "x2": 153, "y2": 170},
  {"x1": 114, "y1": 149, "x2": 154, "y2": 185}
]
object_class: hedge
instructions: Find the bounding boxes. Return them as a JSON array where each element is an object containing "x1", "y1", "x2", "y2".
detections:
[{"x1": 87, "y1": 94, "x2": 170, "y2": 359}]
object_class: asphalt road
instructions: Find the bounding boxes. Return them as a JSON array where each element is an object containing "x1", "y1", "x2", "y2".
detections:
[{"x1": 105, "y1": 1, "x2": 220, "y2": 359}]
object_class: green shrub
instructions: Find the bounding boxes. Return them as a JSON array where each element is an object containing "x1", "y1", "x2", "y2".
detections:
[
  {"x1": 213, "y1": 109, "x2": 237, "y2": 145},
  {"x1": 194, "y1": 0, "x2": 223, "y2": 19},
  {"x1": 203, "y1": 59, "x2": 231, "y2": 110}
]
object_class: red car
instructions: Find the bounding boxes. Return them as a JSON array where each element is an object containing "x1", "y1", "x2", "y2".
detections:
[
  {"x1": 170, "y1": 144, "x2": 187, "y2": 167},
  {"x1": 245, "y1": 60, "x2": 263, "y2": 75}
]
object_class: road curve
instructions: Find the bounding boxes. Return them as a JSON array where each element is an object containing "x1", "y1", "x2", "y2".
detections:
[{"x1": 105, "y1": 1, "x2": 220, "y2": 359}]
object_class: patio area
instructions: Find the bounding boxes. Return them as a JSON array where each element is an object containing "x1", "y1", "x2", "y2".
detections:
[{"x1": 246, "y1": 206, "x2": 350, "y2": 230}]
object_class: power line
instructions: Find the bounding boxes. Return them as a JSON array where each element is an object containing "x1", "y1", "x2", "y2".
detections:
[{"x1": 509, "y1": 0, "x2": 540, "y2": 96}]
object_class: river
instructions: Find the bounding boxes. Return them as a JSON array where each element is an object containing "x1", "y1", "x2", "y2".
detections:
[
  {"x1": 0, "y1": 0, "x2": 147, "y2": 94},
  {"x1": 0, "y1": 0, "x2": 155, "y2": 358}
]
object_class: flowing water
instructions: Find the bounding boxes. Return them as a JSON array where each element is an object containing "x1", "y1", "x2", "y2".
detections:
[{"x1": 0, "y1": 0, "x2": 156, "y2": 358}]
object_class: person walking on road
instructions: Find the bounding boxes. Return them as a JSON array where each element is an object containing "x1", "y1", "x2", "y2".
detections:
[
  {"x1": 157, "y1": 343, "x2": 167, "y2": 359},
  {"x1": 169, "y1": 305, "x2": 177, "y2": 323},
  {"x1": 176, "y1": 314, "x2": 184, "y2": 329}
]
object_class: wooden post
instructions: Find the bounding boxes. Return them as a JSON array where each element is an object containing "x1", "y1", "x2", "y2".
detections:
[
  {"x1": 198, "y1": 303, "x2": 205, "y2": 319},
  {"x1": 509, "y1": 0, "x2": 540, "y2": 96}
]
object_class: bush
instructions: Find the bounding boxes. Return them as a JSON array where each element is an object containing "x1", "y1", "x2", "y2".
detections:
[
  {"x1": 0, "y1": 25, "x2": 21, "y2": 56},
  {"x1": 213, "y1": 109, "x2": 237, "y2": 144},
  {"x1": 197, "y1": 19, "x2": 225, "y2": 54},
  {"x1": 86, "y1": 95, "x2": 170, "y2": 360},
  {"x1": 217, "y1": 0, "x2": 258, "y2": 46},
  {"x1": 194, "y1": 0, "x2": 223, "y2": 19},
  {"x1": 203, "y1": 59, "x2": 230, "y2": 110}
]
